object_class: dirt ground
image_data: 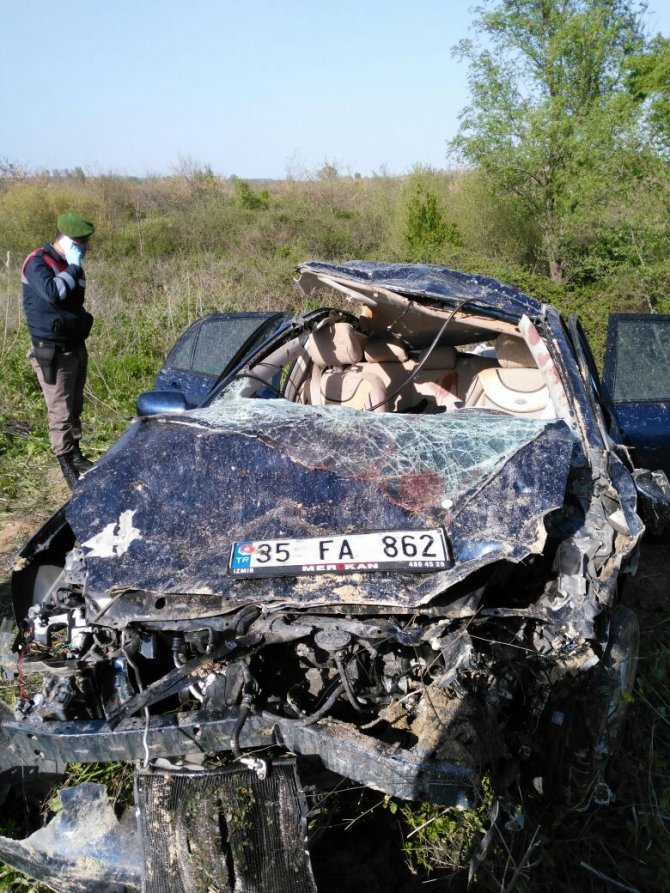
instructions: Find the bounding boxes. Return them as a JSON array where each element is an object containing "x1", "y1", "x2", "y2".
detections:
[{"x1": 0, "y1": 516, "x2": 38, "y2": 616}]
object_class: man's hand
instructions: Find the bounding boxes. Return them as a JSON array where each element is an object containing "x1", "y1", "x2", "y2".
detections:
[{"x1": 62, "y1": 236, "x2": 83, "y2": 267}]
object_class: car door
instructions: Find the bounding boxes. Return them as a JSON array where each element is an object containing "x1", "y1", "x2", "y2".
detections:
[
  {"x1": 154, "y1": 311, "x2": 290, "y2": 407},
  {"x1": 601, "y1": 314, "x2": 670, "y2": 477}
]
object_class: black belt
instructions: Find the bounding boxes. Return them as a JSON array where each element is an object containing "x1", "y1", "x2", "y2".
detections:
[{"x1": 32, "y1": 340, "x2": 80, "y2": 353}]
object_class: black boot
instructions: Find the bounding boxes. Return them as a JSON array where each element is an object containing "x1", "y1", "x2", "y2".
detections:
[
  {"x1": 58, "y1": 452, "x2": 80, "y2": 491},
  {"x1": 72, "y1": 442, "x2": 94, "y2": 473}
]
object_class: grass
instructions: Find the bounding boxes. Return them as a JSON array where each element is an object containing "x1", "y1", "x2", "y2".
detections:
[
  {"x1": 0, "y1": 867, "x2": 47, "y2": 893},
  {"x1": 0, "y1": 170, "x2": 669, "y2": 891}
]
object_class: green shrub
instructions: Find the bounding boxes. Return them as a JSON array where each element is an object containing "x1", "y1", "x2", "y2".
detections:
[
  {"x1": 403, "y1": 184, "x2": 451, "y2": 260},
  {"x1": 232, "y1": 178, "x2": 270, "y2": 210},
  {"x1": 103, "y1": 216, "x2": 183, "y2": 259}
]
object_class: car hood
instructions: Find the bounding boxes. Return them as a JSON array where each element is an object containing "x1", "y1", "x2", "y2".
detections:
[{"x1": 68, "y1": 399, "x2": 577, "y2": 623}]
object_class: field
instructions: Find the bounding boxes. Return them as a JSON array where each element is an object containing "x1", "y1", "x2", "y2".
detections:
[{"x1": 0, "y1": 169, "x2": 669, "y2": 891}]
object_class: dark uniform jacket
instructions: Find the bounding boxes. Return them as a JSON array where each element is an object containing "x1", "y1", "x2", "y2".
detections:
[{"x1": 21, "y1": 244, "x2": 93, "y2": 347}]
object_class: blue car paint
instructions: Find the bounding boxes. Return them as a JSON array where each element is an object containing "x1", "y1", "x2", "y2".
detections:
[
  {"x1": 606, "y1": 402, "x2": 670, "y2": 477},
  {"x1": 299, "y1": 261, "x2": 543, "y2": 319},
  {"x1": 602, "y1": 313, "x2": 670, "y2": 478},
  {"x1": 154, "y1": 364, "x2": 215, "y2": 408}
]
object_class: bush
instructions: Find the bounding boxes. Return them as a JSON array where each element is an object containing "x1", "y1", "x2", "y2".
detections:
[
  {"x1": 404, "y1": 184, "x2": 453, "y2": 260},
  {"x1": 232, "y1": 178, "x2": 270, "y2": 210}
]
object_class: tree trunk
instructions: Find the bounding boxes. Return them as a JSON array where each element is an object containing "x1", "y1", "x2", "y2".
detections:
[
  {"x1": 548, "y1": 256, "x2": 566, "y2": 283},
  {"x1": 544, "y1": 192, "x2": 566, "y2": 283}
]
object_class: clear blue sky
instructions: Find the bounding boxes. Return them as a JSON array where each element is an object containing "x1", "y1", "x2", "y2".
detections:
[{"x1": 2, "y1": 0, "x2": 668, "y2": 179}]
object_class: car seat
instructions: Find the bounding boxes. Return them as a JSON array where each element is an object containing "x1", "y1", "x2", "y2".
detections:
[
  {"x1": 302, "y1": 322, "x2": 389, "y2": 411},
  {"x1": 464, "y1": 333, "x2": 555, "y2": 418}
]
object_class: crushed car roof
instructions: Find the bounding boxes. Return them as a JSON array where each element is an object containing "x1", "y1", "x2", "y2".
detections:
[{"x1": 297, "y1": 261, "x2": 544, "y2": 319}]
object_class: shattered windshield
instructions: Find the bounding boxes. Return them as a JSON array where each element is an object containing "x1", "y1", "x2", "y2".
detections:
[{"x1": 189, "y1": 397, "x2": 561, "y2": 512}]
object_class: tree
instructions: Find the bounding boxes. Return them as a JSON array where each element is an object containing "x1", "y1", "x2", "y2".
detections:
[
  {"x1": 626, "y1": 34, "x2": 670, "y2": 155},
  {"x1": 449, "y1": 0, "x2": 655, "y2": 282},
  {"x1": 0, "y1": 158, "x2": 27, "y2": 180}
]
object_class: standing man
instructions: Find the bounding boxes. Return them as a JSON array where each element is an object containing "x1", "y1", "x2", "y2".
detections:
[{"x1": 21, "y1": 212, "x2": 96, "y2": 490}]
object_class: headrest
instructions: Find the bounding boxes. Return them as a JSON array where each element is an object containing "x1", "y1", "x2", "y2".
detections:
[
  {"x1": 417, "y1": 345, "x2": 457, "y2": 370},
  {"x1": 306, "y1": 323, "x2": 364, "y2": 367},
  {"x1": 495, "y1": 333, "x2": 536, "y2": 368},
  {"x1": 364, "y1": 338, "x2": 409, "y2": 363}
]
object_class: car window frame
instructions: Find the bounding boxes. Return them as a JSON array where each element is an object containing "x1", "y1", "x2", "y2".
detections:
[
  {"x1": 565, "y1": 315, "x2": 614, "y2": 448},
  {"x1": 602, "y1": 313, "x2": 670, "y2": 406},
  {"x1": 163, "y1": 313, "x2": 286, "y2": 376}
]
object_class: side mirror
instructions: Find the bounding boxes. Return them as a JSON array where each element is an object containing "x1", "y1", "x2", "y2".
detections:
[{"x1": 136, "y1": 390, "x2": 189, "y2": 417}]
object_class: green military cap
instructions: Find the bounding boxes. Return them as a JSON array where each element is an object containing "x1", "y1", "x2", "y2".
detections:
[{"x1": 57, "y1": 212, "x2": 95, "y2": 238}]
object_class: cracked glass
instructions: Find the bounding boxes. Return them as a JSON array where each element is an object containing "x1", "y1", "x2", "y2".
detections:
[{"x1": 189, "y1": 396, "x2": 555, "y2": 509}]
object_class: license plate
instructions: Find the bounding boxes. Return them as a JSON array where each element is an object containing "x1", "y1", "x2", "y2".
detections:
[{"x1": 228, "y1": 529, "x2": 449, "y2": 577}]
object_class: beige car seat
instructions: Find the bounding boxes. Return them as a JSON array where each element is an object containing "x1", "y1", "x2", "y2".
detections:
[
  {"x1": 464, "y1": 333, "x2": 554, "y2": 418},
  {"x1": 363, "y1": 341, "x2": 464, "y2": 412},
  {"x1": 302, "y1": 322, "x2": 389, "y2": 411}
]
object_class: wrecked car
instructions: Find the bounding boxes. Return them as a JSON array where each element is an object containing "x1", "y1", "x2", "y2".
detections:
[{"x1": 3, "y1": 261, "x2": 670, "y2": 892}]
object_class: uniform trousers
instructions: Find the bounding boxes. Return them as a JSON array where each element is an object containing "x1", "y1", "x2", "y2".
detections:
[{"x1": 28, "y1": 344, "x2": 88, "y2": 456}]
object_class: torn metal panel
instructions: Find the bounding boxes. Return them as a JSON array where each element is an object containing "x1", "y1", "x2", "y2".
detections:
[
  {"x1": 632, "y1": 468, "x2": 670, "y2": 534},
  {"x1": 10, "y1": 506, "x2": 75, "y2": 624},
  {"x1": 518, "y1": 314, "x2": 572, "y2": 423},
  {"x1": 0, "y1": 782, "x2": 142, "y2": 893},
  {"x1": 67, "y1": 401, "x2": 577, "y2": 621},
  {"x1": 0, "y1": 764, "x2": 317, "y2": 893},
  {"x1": 296, "y1": 261, "x2": 544, "y2": 319}
]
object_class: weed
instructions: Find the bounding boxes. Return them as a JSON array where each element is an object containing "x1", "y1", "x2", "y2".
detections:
[
  {"x1": 56, "y1": 761, "x2": 135, "y2": 812},
  {"x1": 399, "y1": 791, "x2": 491, "y2": 875}
]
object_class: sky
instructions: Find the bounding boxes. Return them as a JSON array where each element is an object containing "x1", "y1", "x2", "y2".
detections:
[{"x1": 2, "y1": 0, "x2": 669, "y2": 180}]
